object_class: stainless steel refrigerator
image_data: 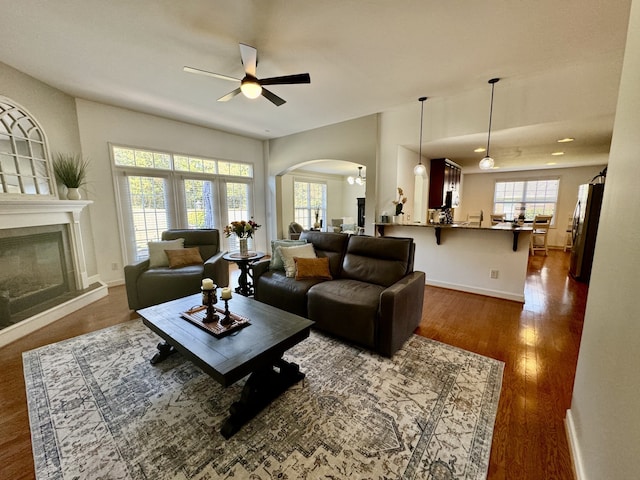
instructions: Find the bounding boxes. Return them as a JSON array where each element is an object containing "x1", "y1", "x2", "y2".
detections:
[{"x1": 569, "y1": 183, "x2": 604, "y2": 283}]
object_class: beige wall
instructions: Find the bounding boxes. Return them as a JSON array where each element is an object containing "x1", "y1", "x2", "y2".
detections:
[
  {"x1": 267, "y1": 115, "x2": 377, "y2": 236},
  {"x1": 567, "y1": 0, "x2": 640, "y2": 477},
  {"x1": 0, "y1": 62, "x2": 98, "y2": 278},
  {"x1": 74, "y1": 99, "x2": 265, "y2": 286},
  {"x1": 459, "y1": 165, "x2": 606, "y2": 247},
  {"x1": 279, "y1": 168, "x2": 365, "y2": 239}
]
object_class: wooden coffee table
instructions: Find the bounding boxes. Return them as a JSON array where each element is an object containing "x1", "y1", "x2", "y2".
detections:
[{"x1": 137, "y1": 293, "x2": 314, "y2": 438}]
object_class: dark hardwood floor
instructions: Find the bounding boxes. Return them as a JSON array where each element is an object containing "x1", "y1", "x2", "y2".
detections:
[{"x1": 0, "y1": 250, "x2": 585, "y2": 479}]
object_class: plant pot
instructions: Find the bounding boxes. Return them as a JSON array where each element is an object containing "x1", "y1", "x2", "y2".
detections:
[
  {"x1": 66, "y1": 187, "x2": 81, "y2": 200},
  {"x1": 239, "y1": 238, "x2": 248, "y2": 256}
]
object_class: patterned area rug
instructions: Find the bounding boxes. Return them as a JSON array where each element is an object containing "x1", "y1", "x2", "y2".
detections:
[{"x1": 23, "y1": 320, "x2": 503, "y2": 479}]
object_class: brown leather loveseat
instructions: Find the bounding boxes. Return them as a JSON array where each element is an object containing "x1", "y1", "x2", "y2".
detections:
[{"x1": 252, "y1": 231, "x2": 425, "y2": 357}]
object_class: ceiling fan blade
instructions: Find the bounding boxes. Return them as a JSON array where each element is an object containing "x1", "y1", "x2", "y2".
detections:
[
  {"x1": 259, "y1": 73, "x2": 311, "y2": 86},
  {"x1": 239, "y1": 43, "x2": 258, "y2": 76},
  {"x1": 261, "y1": 88, "x2": 286, "y2": 106},
  {"x1": 183, "y1": 66, "x2": 239, "y2": 82},
  {"x1": 217, "y1": 87, "x2": 242, "y2": 102}
]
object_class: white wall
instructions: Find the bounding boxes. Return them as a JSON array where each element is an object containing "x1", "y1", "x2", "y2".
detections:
[
  {"x1": 0, "y1": 62, "x2": 98, "y2": 278},
  {"x1": 459, "y1": 165, "x2": 607, "y2": 247},
  {"x1": 376, "y1": 58, "x2": 619, "y2": 226},
  {"x1": 567, "y1": 1, "x2": 640, "y2": 478},
  {"x1": 279, "y1": 168, "x2": 365, "y2": 239},
  {"x1": 75, "y1": 99, "x2": 265, "y2": 286},
  {"x1": 267, "y1": 115, "x2": 377, "y2": 236},
  {"x1": 382, "y1": 224, "x2": 531, "y2": 302}
]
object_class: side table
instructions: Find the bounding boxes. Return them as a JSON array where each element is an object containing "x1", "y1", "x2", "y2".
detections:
[{"x1": 223, "y1": 251, "x2": 265, "y2": 296}]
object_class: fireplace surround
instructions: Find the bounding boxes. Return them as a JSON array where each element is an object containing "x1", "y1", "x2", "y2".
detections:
[{"x1": 0, "y1": 198, "x2": 107, "y2": 347}]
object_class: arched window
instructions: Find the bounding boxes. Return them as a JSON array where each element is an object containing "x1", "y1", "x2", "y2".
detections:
[{"x1": 0, "y1": 97, "x2": 54, "y2": 196}]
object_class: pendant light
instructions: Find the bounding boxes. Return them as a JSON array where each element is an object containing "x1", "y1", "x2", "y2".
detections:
[
  {"x1": 479, "y1": 78, "x2": 500, "y2": 170},
  {"x1": 414, "y1": 96, "x2": 428, "y2": 176},
  {"x1": 347, "y1": 166, "x2": 365, "y2": 186}
]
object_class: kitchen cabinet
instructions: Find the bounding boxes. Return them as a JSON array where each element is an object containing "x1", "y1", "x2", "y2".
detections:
[{"x1": 429, "y1": 158, "x2": 461, "y2": 209}]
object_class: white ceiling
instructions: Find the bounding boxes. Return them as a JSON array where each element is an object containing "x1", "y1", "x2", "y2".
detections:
[{"x1": 0, "y1": 0, "x2": 631, "y2": 175}]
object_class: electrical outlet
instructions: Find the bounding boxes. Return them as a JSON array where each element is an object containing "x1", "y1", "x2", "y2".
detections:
[
  {"x1": 490, "y1": 269, "x2": 499, "y2": 279},
  {"x1": 111, "y1": 263, "x2": 119, "y2": 270}
]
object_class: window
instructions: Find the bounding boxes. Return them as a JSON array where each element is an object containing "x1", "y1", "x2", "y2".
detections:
[
  {"x1": 112, "y1": 145, "x2": 253, "y2": 262},
  {"x1": 294, "y1": 180, "x2": 326, "y2": 229},
  {"x1": 493, "y1": 178, "x2": 559, "y2": 224},
  {"x1": 0, "y1": 98, "x2": 54, "y2": 196}
]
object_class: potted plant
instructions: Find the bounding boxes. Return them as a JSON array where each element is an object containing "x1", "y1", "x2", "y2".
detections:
[{"x1": 52, "y1": 153, "x2": 89, "y2": 199}]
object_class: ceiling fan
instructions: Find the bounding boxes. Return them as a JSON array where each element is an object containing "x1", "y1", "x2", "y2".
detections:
[{"x1": 183, "y1": 43, "x2": 310, "y2": 106}]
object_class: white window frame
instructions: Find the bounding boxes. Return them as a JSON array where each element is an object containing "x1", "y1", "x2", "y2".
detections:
[
  {"x1": 294, "y1": 178, "x2": 327, "y2": 230},
  {"x1": 493, "y1": 177, "x2": 560, "y2": 226},
  {"x1": 0, "y1": 97, "x2": 56, "y2": 198},
  {"x1": 110, "y1": 144, "x2": 254, "y2": 263}
]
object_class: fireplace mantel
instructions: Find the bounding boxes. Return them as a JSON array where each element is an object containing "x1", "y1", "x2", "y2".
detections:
[
  {"x1": 0, "y1": 197, "x2": 107, "y2": 347},
  {"x1": 0, "y1": 198, "x2": 92, "y2": 224}
]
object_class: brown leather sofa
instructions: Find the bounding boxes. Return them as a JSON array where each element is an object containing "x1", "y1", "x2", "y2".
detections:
[
  {"x1": 124, "y1": 229, "x2": 229, "y2": 310},
  {"x1": 252, "y1": 231, "x2": 425, "y2": 357}
]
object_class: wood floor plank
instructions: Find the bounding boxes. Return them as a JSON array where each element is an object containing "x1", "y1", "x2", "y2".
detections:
[{"x1": 0, "y1": 251, "x2": 584, "y2": 479}]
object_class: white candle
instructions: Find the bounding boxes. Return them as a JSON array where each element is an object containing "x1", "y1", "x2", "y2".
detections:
[
  {"x1": 202, "y1": 278, "x2": 214, "y2": 290},
  {"x1": 221, "y1": 287, "x2": 232, "y2": 300}
]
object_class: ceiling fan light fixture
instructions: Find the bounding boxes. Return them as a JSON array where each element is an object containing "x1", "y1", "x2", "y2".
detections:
[
  {"x1": 479, "y1": 78, "x2": 500, "y2": 170},
  {"x1": 240, "y1": 78, "x2": 262, "y2": 99}
]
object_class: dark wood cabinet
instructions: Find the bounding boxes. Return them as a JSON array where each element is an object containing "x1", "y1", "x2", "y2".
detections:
[
  {"x1": 357, "y1": 197, "x2": 365, "y2": 228},
  {"x1": 429, "y1": 158, "x2": 462, "y2": 209}
]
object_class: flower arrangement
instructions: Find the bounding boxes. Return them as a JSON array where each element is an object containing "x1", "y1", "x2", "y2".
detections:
[
  {"x1": 223, "y1": 218, "x2": 261, "y2": 239},
  {"x1": 393, "y1": 187, "x2": 407, "y2": 216}
]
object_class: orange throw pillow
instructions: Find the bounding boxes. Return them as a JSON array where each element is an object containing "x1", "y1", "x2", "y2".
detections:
[
  {"x1": 165, "y1": 247, "x2": 203, "y2": 268},
  {"x1": 294, "y1": 256, "x2": 332, "y2": 280}
]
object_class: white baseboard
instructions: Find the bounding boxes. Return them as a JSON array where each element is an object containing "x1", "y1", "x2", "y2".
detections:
[
  {"x1": 565, "y1": 409, "x2": 586, "y2": 480},
  {"x1": 425, "y1": 279, "x2": 525, "y2": 303},
  {"x1": 0, "y1": 282, "x2": 108, "y2": 348}
]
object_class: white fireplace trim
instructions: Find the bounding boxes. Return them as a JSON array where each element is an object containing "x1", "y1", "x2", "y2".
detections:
[{"x1": 0, "y1": 198, "x2": 107, "y2": 347}]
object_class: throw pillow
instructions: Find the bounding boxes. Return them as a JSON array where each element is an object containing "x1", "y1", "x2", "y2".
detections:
[
  {"x1": 294, "y1": 256, "x2": 332, "y2": 280},
  {"x1": 148, "y1": 238, "x2": 184, "y2": 267},
  {"x1": 270, "y1": 239, "x2": 307, "y2": 271},
  {"x1": 165, "y1": 247, "x2": 203, "y2": 269},
  {"x1": 277, "y1": 243, "x2": 316, "y2": 278}
]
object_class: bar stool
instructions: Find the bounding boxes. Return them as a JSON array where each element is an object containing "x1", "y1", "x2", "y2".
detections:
[
  {"x1": 564, "y1": 216, "x2": 573, "y2": 252},
  {"x1": 530, "y1": 214, "x2": 553, "y2": 256}
]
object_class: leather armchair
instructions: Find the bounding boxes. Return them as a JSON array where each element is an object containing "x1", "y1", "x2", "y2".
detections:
[{"x1": 124, "y1": 229, "x2": 229, "y2": 310}]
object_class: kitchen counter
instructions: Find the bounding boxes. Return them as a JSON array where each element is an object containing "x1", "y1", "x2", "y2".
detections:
[
  {"x1": 375, "y1": 222, "x2": 533, "y2": 302},
  {"x1": 375, "y1": 222, "x2": 532, "y2": 251}
]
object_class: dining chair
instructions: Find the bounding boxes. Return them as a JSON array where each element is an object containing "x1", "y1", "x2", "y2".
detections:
[
  {"x1": 530, "y1": 214, "x2": 553, "y2": 255},
  {"x1": 467, "y1": 212, "x2": 483, "y2": 227},
  {"x1": 490, "y1": 213, "x2": 506, "y2": 225}
]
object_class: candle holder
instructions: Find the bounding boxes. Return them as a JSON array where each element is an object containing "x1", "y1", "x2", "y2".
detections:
[
  {"x1": 201, "y1": 287, "x2": 218, "y2": 324},
  {"x1": 220, "y1": 298, "x2": 232, "y2": 326}
]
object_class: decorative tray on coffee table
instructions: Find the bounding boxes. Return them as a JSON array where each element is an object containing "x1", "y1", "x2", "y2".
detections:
[{"x1": 181, "y1": 305, "x2": 251, "y2": 338}]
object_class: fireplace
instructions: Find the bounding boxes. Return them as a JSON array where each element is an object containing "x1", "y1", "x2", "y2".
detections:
[
  {"x1": 0, "y1": 198, "x2": 108, "y2": 346},
  {"x1": 0, "y1": 225, "x2": 76, "y2": 329}
]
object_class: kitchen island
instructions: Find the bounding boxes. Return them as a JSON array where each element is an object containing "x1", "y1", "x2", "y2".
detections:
[{"x1": 375, "y1": 222, "x2": 532, "y2": 302}]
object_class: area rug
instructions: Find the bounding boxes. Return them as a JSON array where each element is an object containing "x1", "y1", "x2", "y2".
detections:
[{"x1": 23, "y1": 320, "x2": 504, "y2": 480}]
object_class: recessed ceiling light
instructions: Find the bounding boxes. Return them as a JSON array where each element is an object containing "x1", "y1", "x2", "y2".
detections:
[
  {"x1": 557, "y1": 137, "x2": 575, "y2": 143},
  {"x1": 474, "y1": 147, "x2": 486, "y2": 153},
  {"x1": 546, "y1": 162, "x2": 558, "y2": 165},
  {"x1": 551, "y1": 151, "x2": 564, "y2": 156}
]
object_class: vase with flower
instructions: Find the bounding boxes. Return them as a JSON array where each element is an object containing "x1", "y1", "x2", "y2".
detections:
[{"x1": 223, "y1": 218, "x2": 261, "y2": 256}]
